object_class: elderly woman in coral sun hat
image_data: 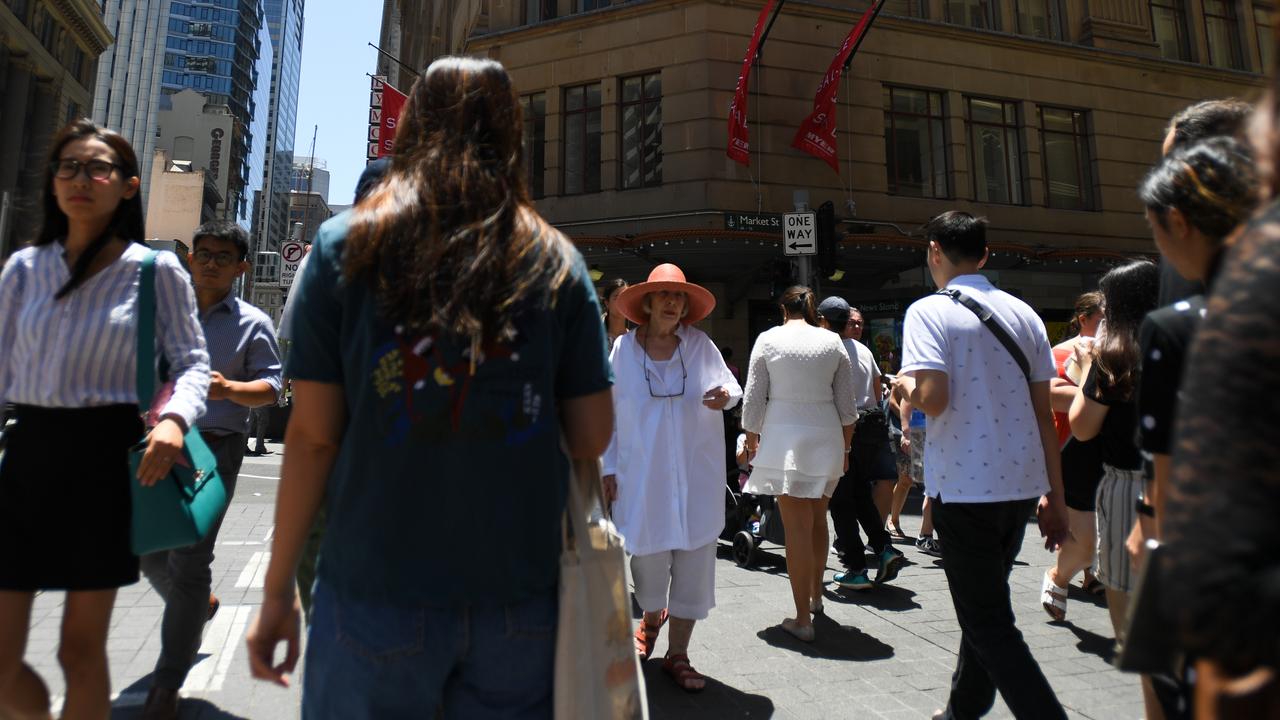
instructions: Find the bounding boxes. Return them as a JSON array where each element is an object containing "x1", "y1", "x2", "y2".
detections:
[{"x1": 602, "y1": 263, "x2": 741, "y2": 693}]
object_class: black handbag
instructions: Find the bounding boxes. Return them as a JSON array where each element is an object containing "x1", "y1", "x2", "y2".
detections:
[{"x1": 1117, "y1": 540, "x2": 1184, "y2": 675}]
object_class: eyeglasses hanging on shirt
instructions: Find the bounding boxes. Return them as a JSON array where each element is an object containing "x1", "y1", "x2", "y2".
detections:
[{"x1": 642, "y1": 336, "x2": 687, "y2": 398}]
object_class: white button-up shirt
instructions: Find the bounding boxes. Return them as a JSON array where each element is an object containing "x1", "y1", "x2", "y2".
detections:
[{"x1": 603, "y1": 324, "x2": 742, "y2": 556}]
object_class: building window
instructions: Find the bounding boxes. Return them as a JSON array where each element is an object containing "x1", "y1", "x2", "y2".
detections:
[
  {"x1": 525, "y1": 0, "x2": 556, "y2": 23},
  {"x1": 579, "y1": 0, "x2": 609, "y2": 9},
  {"x1": 966, "y1": 97, "x2": 1024, "y2": 204},
  {"x1": 65, "y1": 101, "x2": 79, "y2": 125},
  {"x1": 946, "y1": 0, "x2": 998, "y2": 29},
  {"x1": 8, "y1": 0, "x2": 30, "y2": 21},
  {"x1": 884, "y1": 0, "x2": 927, "y2": 17},
  {"x1": 1151, "y1": 0, "x2": 1191, "y2": 59},
  {"x1": 882, "y1": 86, "x2": 948, "y2": 198},
  {"x1": 620, "y1": 73, "x2": 662, "y2": 189},
  {"x1": 1039, "y1": 107, "x2": 1094, "y2": 210},
  {"x1": 1204, "y1": 0, "x2": 1245, "y2": 69},
  {"x1": 1256, "y1": 3, "x2": 1273, "y2": 69},
  {"x1": 1016, "y1": 0, "x2": 1063, "y2": 38},
  {"x1": 520, "y1": 92, "x2": 546, "y2": 198},
  {"x1": 563, "y1": 84, "x2": 602, "y2": 195}
]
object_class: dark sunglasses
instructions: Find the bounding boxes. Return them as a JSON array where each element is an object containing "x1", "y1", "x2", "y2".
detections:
[{"x1": 52, "y1": 159, "x2": 121, "y2": 182}]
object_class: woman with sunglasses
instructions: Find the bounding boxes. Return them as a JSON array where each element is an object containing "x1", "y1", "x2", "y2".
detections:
[
  {"x1": 741, "y1": 285, "x2": 858, "y2": 643},
  {"x1": 0, "y1": 120, "x2": 209, "y2": 719},
  {"x1": 602, "y1": 263, "x2": 740, "y2": 693}
]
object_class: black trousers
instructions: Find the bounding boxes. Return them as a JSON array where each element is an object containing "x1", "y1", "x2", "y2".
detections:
[
  {"x1": 829, "y1": 451, "x2": 889, "y2": 573},
  {"x1": 932, "y1": 496, "x2": 1066, "y2": 720}
]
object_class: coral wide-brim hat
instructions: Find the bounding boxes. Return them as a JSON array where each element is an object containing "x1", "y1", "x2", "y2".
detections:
[{"x1": 616, "y1": 263, "x2": 716, "y2": 326}]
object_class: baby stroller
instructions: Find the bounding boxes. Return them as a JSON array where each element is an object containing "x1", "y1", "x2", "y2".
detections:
[{"x1": 721, "y1": 468, "x2": 786, "y2": 568}]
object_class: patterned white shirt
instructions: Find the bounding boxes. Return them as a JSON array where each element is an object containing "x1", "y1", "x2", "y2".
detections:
[
  {"x1": 0, "y1": 242, "x2": 209, "y2": 428},
  {"x1": 901, "y1": 274, "x2": 1056, "y2": 503}
]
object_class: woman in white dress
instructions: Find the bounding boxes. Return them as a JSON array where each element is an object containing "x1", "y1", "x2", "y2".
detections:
[
  {"x1": 742, "y1": 286, "x2": 858, "y2": 642},
  {"x1": 602, "y1": 263, "x2": 741, "y2": 692}
]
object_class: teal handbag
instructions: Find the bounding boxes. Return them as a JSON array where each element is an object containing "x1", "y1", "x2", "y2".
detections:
[{"x1": 127, "y1": 250, "x2": 227, "y2": 555}]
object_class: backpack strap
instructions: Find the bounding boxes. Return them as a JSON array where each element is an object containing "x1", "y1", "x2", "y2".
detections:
[{"x1": 936, "y1": 288, "x2": 1031, "y2": 382}]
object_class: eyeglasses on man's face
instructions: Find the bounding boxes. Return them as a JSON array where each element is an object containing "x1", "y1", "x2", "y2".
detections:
[
  {"x1": 193, "y1": 249, "x2": 238, "y2": 268},
  {"x1": 52, "y1": 158, "x2": 121, "y2": 182}
]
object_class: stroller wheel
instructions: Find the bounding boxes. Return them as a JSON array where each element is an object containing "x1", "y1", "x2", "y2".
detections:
[{"x1": 732, "y1": 531, "x2": 756, "y2": 568}]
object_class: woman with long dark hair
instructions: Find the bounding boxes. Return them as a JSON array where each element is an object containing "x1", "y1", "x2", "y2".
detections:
[
  {"x1": 244, "y1": 57, "x2": 615, "y2": 718},
  {"x1": 1068, "y1": 260, "x2": 1160, "y2": 713},
  {"x1": 741, "y1": 286, "x2": 857, "y2": 642},
  {"x1": 0, "y1": 120, "x2": 209, "y2": 719}
]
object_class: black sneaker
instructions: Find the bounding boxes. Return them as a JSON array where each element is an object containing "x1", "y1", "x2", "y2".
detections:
[
  {"x1": 915, "y1": 536, "x2": 943, "y2": 557},
  {"x1": 875, "y1": 546, "x2": 906, "y2": 585}
]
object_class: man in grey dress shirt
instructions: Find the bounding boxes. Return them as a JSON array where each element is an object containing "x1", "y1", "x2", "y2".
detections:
[{"x1": 140, "y1": 221, "x2": 282, "y2": 720}]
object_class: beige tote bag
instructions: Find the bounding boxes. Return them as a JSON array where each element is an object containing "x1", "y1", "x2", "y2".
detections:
[{"x1": 554, "y1": 452, "x2": 648, "y2": 720}]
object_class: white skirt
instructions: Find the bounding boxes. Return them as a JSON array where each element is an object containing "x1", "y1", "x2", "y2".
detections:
[{"x1": 743, "y1": 467, "x2": 839, "y2": 499}]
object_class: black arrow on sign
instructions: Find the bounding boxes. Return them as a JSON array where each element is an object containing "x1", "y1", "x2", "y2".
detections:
[{"x1": 789, "y1": 242, "x2": 814, "y2": 251}]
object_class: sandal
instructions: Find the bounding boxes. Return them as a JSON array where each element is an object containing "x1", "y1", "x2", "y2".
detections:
[
  {"x1": 1041, "y1": 570, "x2": 1068, "y2": 622},
  {"x1": 662, "y1": 653, "x2": 706, "y2": 693},
  {"x1": 781, "y1": 617, "x2": 815, "y2": 642},
  {"x1": 887, "y1": 522, "x2": 908, "y2": 540},
  {"x1": 632, "y1": 609, "x2": 668, "y2": 661}
]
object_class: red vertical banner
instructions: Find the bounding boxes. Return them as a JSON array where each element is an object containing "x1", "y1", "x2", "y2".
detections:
[
  {"x1": 726, "y1": 0, "x2": 781, "y2": 166},
  {"x1": 379, "y1": 83, "x2": 407, "y2": 157},
  {"x1": 791, "y1": 0, "x2": 886, "y2": 172}
]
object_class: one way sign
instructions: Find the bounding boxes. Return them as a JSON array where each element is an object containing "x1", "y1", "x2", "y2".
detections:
[{"x1": 783, "y1": 211, "x2": 816, "y2": 256}]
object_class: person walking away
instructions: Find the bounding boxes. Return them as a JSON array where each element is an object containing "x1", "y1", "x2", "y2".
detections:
[
  {"x1": 741, "y1": 287, "x2": 857, "y2": 641},
  {"x1": 0, "y1": 120, "x2": 210, "y2": 720},
  {"x1": 816, "y1": 297, "x2": 906, "y2": 591},
  {"x1": 139, "y1": 221, "x2": 281, "y2": 720},
  {"x1": 603, "y1": 263, "x2": 740, "y2": 691},
  {"x1": 244, "y1": 57, "x2": 615, "y2": 718},
  {"x1": 1067, "y1": 260, "x2": 1161, "y2": 717},
  {"x1": 1040, "y1": 291, "x2": 1106, "y2": 619},
  {"x1": 894, "y1": 211, "x2": 1069, "y2": 720}
]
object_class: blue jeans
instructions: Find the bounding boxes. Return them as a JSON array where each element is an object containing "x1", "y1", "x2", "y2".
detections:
[{"x1": 303, "y1": 581, "x2": 558, "y2": 720}]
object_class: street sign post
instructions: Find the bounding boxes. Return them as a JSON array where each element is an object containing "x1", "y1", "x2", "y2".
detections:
[
  {"x1": 783, "y1": 211, "x2": 817, "y2": 256},
  {"x1": 724, "y1": 212, "x2": 783, "y2": 234},
  {"x1": 280, "y1": 240, "x2": 305, "y2": 286}
]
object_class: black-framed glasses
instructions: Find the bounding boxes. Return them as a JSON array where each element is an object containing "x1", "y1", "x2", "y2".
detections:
[
  {"x1": 643, "y1": 338, "x2": 687, "y2": 398},
  {"x1": 193, "y1": 249, "x2": 237, "y2": 268},
  {"x1": 52, "y1": 159, "x2": 121, "y2": 181}
]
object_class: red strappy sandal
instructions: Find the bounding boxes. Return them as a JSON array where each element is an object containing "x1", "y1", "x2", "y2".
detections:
[
  {"x1": 632, "y1": 609, "x2": 668, "y2": 661},
  {"x1": 662, "y1": 653, "x2": 707, "y2": 693}
]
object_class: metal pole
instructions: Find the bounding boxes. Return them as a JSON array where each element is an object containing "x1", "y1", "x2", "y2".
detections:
[
  {"x1": 367, "y1": 42, "x2": 420, "y2": 78},
  {"x1": 298, "y1": 125, "x2": 318, "y2": 246}
]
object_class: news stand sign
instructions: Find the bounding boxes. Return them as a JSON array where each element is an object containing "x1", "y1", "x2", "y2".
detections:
[{"x1": 280, "y1": 240, "x2": 305, "y2": 286}]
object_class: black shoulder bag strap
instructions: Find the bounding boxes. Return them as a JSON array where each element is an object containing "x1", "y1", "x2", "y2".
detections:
[{"x1": 936, "y1": 288, "x2": 1031, "y2": 382}]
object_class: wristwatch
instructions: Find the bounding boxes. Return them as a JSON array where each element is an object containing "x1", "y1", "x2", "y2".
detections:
[{"x1": 1134, "y1": 496, "x2": 1155, "y2": 518}]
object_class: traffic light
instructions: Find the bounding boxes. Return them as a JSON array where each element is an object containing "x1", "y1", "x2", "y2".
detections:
[{"x1": 816, "y1": 201, "x2": 837, "y2": 280}]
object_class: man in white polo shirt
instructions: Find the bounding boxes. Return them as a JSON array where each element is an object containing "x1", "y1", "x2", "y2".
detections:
[{"x1": 894, "y1": 211, "x2": 1069, "y2": 720}]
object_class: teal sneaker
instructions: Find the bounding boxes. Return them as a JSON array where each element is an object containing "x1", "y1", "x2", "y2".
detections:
[
  {"x1": 876, "y1": 546, "x2": 907, "y2": 585},
  {"x1": 834, "y1": 571, "x2": 873, "y2": 591}
]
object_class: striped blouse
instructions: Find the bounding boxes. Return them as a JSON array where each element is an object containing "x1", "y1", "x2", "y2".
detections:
[{"x1": 0, "y1": 241, "x2": 210, "y2": 429}]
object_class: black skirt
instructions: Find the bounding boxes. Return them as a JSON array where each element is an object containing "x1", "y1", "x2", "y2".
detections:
[{"x1": 0, "y1": 404, "x2": 144, "y2": 590}]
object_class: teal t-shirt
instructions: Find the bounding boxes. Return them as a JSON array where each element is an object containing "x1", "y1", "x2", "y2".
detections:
[{"x1": 286, "y1": 212, "x2": 613, "y2": 607}]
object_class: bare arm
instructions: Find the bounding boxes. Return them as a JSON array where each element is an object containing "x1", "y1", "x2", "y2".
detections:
[
  {"x1": 210, "y1": 374, "x2": 278, "y2": 407},
  {"x1": 1049, "y1": 377, "x2": 1077, "y2": 414},
  {"x1": 1068, "y1": 387, "x2": 1108, "y2": 441},
  {"x1": 561, "y1": 388, "x2": 614, "y2": 459},
  {"x1": 1032, "y1": 380, "x2": 1070, "y2": 550},
  {"x1": 896, "y1": 369, "x2": 949, "y2": 417}
]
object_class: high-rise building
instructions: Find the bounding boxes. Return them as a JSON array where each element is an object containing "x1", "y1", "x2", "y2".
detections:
[
  {"x1": 162, "y1": 0, "x2": 271, "y2": 232},
  {"x1": 154, "y1": 88, "x2": 236, "y2": 214},
  {"x1": 287, "y1": 188, "x2": 330, "y2": 244},
  {"x1": 93, "y1": 0, "x2": 171, "y2": 206},
  {"x1": 1, "y1": 1, "x2": 112, "y2": 255},
  {"x1": 289, "y1": 155, "x2": 328, "y2": 201},
  {"x1": 255, "y1": 0, "x2": 304, "y2": 259}
]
